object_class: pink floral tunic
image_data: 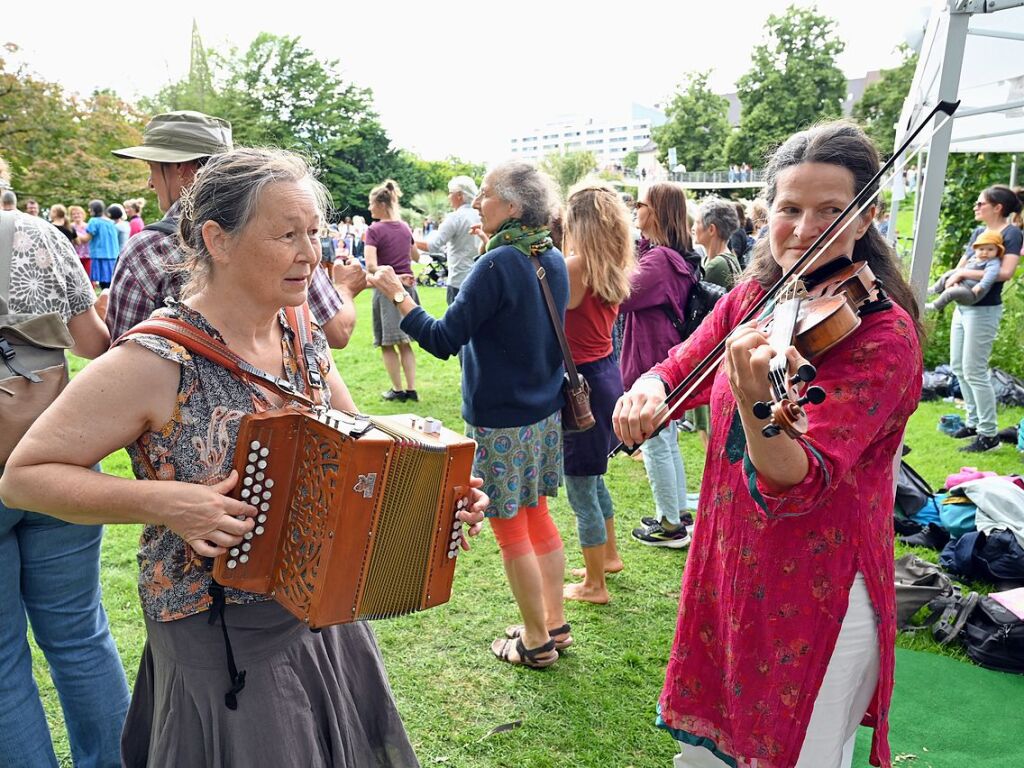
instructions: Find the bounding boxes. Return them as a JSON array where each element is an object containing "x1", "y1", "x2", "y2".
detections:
[{"x1": 649, "y1": 279, "x2": 922, "y2": 768}]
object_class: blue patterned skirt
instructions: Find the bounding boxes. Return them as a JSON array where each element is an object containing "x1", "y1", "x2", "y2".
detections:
[{"x1": 467, "y1": 412, "x2": 563, "y2": 519}]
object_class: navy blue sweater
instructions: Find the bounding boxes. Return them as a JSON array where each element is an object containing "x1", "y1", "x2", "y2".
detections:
[{"x1": 401, "y1": 244, "x2": 568, "y2": 428}]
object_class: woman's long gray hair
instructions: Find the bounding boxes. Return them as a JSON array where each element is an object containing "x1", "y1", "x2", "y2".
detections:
[{"x1": 746, "y1": 120, "x2": 922, "y2": 337}]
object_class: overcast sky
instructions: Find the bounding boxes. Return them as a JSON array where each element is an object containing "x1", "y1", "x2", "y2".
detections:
[{"x1": 7, "y1": 1, "x2": 934, "y2": 162}]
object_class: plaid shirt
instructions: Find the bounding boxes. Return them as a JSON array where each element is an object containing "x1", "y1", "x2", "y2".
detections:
[{"x1": 105, "y1": 202, "x2": 344, "y2": 341}]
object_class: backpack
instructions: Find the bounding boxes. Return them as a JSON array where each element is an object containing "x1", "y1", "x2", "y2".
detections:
[
  {"x1": 0, "y1": 211, "x2": 75, "y2": 464},
  {"x1": 681, "y1": 278, "x2": 727, "y2": 340},
  {"x1": 963, "y1": 595, "x2": 1024, "y2": 674},
  {"x1": 894, "y1": 554, "x2": 955, "y2": 630},
  {"x1": 894, "y1": 459, "x2": 936, "y2": 520},
  {"x1": 992, "y1": 368, "x2": 1024, "y2": 407}
]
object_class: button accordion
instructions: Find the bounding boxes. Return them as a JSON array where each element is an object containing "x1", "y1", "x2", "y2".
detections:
[{"x1": 212, "y1": 409, "x2": 476, "y2": 629}]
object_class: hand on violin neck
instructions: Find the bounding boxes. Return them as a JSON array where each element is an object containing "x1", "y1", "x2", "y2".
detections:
[{"x1": 724, "y1": 323, "x2": 779, "y2": 407}]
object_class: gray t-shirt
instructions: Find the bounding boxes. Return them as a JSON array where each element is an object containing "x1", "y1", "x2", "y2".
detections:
[{"x1": 425, "y1": 204, "x2": 482, "y2": 288}]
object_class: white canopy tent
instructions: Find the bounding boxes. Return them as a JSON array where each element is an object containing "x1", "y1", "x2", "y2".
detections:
[{"x1": 893, "y1": 0, "x2": 1024, "y2": 298}]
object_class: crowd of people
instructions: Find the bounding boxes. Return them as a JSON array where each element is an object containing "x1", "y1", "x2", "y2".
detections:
[{"x1": 0, "y1": 104, "x2": 1020, "y2": 768}]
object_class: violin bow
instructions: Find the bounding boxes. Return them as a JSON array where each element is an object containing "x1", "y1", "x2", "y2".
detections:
[{"x1": 610, "y1": 99, "x2": 960, "y2": 458}]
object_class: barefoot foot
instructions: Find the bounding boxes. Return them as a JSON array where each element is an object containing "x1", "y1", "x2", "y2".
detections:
[
  {"x1": 563, "y1": 581, "x2": 610, "y2": 604},
  {"x1": 570, "y1": 561, "x2": 623, "y2": 578}
]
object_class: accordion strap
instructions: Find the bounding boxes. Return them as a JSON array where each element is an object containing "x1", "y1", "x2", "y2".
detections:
[{"x1": 122, "y1": 313, "x2": 320, "y2": 409}]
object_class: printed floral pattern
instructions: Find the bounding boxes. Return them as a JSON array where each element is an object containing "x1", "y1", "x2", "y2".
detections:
[
  {"x1": 649, "y1": 280, "x2": 922, "y2": 768},
  {"x1": 467, "y1": 413, "x2": 562, "y2": 518},
  {"x1": 4, "y1": 212, "x2": 94, "y2": 320},
  {"x1": 118, "y1": 301, "x2": 333, "y2": 622}
]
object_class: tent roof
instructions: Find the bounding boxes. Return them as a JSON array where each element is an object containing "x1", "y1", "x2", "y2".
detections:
[{"x1": 899, "y1": 3, "x2": 1024, "y2": 153}]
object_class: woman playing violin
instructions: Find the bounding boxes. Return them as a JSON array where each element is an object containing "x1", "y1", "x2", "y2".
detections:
[{"x1": 614, "y1": 122, "x2": 922, "y2": 768}]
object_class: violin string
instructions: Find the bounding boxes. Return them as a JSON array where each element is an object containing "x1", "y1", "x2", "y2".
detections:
[{"x1": 640, "y1": 111, "x2": 954, "y2": 440}]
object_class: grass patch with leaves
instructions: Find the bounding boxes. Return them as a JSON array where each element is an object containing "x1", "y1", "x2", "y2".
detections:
[{"x1": 34, "y1": 285, "x2": 1024, "y2": 765}]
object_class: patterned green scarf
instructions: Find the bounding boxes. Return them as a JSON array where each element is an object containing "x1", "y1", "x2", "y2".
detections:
[{"x1": 485, "y1": 219, "x2": 553, "y2": 257}]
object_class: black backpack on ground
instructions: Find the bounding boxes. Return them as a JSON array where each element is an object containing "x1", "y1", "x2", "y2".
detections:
[{"x1": 963, "y1": 595, "x2": 1024, "y2": 674}]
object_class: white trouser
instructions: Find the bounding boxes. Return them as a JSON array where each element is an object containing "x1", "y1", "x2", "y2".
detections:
[{"x1": 673, "y1": 573, "x2": 879, "y2": 768}]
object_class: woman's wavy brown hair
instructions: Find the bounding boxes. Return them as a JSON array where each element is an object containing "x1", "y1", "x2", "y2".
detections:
[
  {"x1": 564, "y1": 182, "x2": 636, "y2": 305},
  {"x1": 747, "y1": 120, "x2": 923, "y2": 338},
  {"x1": 642, "y1": 182, "x2": 692, "y2": 257}
]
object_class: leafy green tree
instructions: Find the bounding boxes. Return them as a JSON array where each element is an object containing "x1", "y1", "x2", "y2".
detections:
[
  {"x1": 1, "y1": 46, "x2": 150, "y2": 206},
  {"x1": 410, "y1": 190, "x2": 451, "y2": 225},
  {"x1": 540, "y1": 150, "x2": 597, "y2": 198},
  {"x1": 853, "y1": 45, "x2": 918, "y2": 158},
  {"x1": 653, "y1": 71, "x2": 731, "y2": 171},
  {"x1": 621, "y1": 151, "x2": 639, "y2": 174},
  {"x1": 727, "y1": 5, "x2": 847, "y2": 165}
]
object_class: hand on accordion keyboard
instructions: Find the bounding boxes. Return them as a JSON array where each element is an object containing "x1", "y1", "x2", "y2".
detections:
[
  {"x1": 455, "y1": 477, "x2": 488, "y2": 551},
  {"x1": 155, "y1": 470, "x2": 259, "y2": 558}
]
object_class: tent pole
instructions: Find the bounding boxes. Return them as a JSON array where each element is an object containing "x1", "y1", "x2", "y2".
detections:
[{"x1": 908, "y1": 9, "x2": 970, "y2": 303}]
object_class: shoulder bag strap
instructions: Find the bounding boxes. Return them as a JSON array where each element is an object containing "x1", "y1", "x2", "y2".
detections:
[
  {"x1": 0, "y1": 211, "x2": 16, "y2": 313},
  {"x1": 122, "y1": 318, "x2": 316, "y2": 409},
  {"x1": 528, "y1": 254, "x2": 581, "y2": 387}
]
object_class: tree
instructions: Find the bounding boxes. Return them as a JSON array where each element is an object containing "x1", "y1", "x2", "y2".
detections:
[
  {"x1": 409, "y1": 190, "x2": 451, "y2": 226},
  {"x1": 1, "y1": 46, "x2": 150, "y2": 206},
  {"x1": 540, "y1": 150, "x2": 597, "y2": 198},
  {"x1": 621, "y1": 151, "x2": 639, "y2": 174},
  {"x1": 652, "y1": 71, "x2": 731, "y2": 171},
  {"x1": 853, "y1": 45, "x2": 918, "y2": 158},
  {"x1": 727, "y1": 6, "x2": 847, "y2": 165}
]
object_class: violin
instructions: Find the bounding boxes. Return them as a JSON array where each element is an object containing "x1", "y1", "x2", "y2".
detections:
[{"x1": 751, "y1": 260, "x2": 888, "y2": 439}]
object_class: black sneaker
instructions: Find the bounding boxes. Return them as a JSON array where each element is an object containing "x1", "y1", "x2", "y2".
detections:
[
  {"x1": 951, "y1": 426, "x2": 977, "y2": 439},
  {"x1": 404, "y1": 390, "x2": 419, "y2": 402},
  {"x1": 381, "y1": 389, "x2": 407, "y2": 402},
  {"x1": 959, "y1": 434, "x2": 1000, "y2": 453},
  {"x1": 642, "y1": 513, "x2": 694, "y2": 529},
  {"x1": 631, "y1": 521, "x2": 691, "y2": 549}
]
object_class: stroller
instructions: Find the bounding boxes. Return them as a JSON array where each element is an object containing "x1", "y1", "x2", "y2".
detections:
[{"x1": 417, "y1": 251, "x2": 448, "y2": 287}]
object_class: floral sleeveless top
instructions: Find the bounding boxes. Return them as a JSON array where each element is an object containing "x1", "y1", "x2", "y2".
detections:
[{"x1": 117, "y1": 301, "x2": 333, "y2": 622}]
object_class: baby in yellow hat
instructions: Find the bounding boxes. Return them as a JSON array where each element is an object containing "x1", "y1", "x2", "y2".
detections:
[{"x1": 926, "y1": 229, "x2": 1004, "y2": 311}]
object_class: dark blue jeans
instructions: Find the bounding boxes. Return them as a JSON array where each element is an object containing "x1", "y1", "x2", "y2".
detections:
[{"x1": 0, "y1": 475, "x2": 129, "y2": 768}]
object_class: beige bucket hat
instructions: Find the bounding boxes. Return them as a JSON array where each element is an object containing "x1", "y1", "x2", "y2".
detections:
[{"x1": 112, "y1": 110, "x2": 233, "y2": 163}]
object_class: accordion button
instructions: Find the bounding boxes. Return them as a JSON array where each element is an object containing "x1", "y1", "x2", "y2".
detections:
[
  {"x1": 243, "y1": 477, "x2": 253, "y2": 487},
  {"x1": 252, "y1": 484, "x2": 262, "y2": 494},
  {"x1": 447, "y1": 551, "x2": 456, "y2": 559},
  {"x1": 255, "y1": 526, "x2": 265, "y2": 536},
  {"x1": 240, "y1": 489, "x2": 250, "y2": 499},
  {"x1": 241, "y1": 542, "x2": 251, "y2": 552},
  {"x1": 450, "y1": 531, "x2": 460, "y2": 541},
  {"x1": 259, "y1": 500, "x2": 270, "y2": 510},
  {"x1": 248, "y1": 452, "x2": 257, "y2": 463},
  {"x1": 230, "y1": 547, "x2": 240, "y2": 557},
  {"x1": 257, "y1": 514, "x2": 267, "y2": 523},
  {"x1": 243, "y1": 532, "x2": 254, "y2": 541},
  {"x1": 259, "y1": 448, "x2": 269, "y2": 458},
  {"x1": 239, "y1": 554, "x2": 249, "y2": 564},
  {"x1": 249, "y1": 441, "x2": 260, "y2": 450},
  {"x1": 255, "y1": 472, "x2": 265, "y2": 481},
  {"x1": 227, "y1": 559, "x2": 237, "y2": 569},
  {"x1": 258, "y1": 460, "x2": 267, "y2": 470},
  {"x1": 265, "y1": 479, "x2": 274, "y2": 488},
  {"x1": 244, "y1": 464, "x2": 255, "y2": 475}
]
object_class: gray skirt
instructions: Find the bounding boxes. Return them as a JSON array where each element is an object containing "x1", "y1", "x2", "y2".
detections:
[
  {"x1": 121, "y1": 601, "x2": 419, "y2": 767},
  {"x1": 372, "y1": 285, "x2": 420, "y2": 347}
]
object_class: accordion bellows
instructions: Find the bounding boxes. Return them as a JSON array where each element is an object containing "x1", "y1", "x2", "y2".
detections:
[{"x1": 213, "y1": 410, "x2": 476, "y2": 629}]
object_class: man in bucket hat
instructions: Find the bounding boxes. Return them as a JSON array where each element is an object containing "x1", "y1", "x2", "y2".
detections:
[{"x1": 106, "y1": 111, "x2": 361, "y2": 347}]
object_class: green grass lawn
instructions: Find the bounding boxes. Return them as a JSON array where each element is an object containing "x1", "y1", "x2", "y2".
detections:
[{"x1": 33, "y1": 285, "x2": 1024, "y2": 766}]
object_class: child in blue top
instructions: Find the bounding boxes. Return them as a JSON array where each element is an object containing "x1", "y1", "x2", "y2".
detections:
[{"x1": 926, "y1": 229, "x2": 1004, "y2": 311}]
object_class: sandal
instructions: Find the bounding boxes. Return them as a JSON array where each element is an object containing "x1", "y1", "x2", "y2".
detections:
[
  {"x1": 504, "y1": 622, "x2": 573, "y2": 650},
  {"x1": 491, "y1": 636, "x2": 558, "y2": 669}
]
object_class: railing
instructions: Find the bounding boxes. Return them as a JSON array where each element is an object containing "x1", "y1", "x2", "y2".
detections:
[{"x1": 622, "y1": 169, "x2": 766, "y2": 185}]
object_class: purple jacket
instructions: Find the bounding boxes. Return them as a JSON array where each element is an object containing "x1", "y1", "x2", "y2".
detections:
[{"x1": 619, "y1": 242, "x2": 697, "y2": 390}]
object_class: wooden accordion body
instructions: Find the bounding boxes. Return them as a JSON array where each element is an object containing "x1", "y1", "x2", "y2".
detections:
[{"x1": 212, "y1": 410, "x2": 476, "y2": 629}]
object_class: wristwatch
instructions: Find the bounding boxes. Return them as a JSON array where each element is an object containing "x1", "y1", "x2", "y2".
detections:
[{"x1": 393, "y1": 290, "x2": 408, "y2": 305}]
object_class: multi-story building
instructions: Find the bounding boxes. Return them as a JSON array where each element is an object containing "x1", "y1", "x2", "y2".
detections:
[{"x1": 508, "y1": 103, "x2": 666, "y2": 168}]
